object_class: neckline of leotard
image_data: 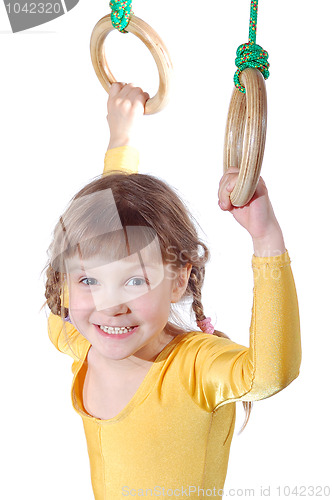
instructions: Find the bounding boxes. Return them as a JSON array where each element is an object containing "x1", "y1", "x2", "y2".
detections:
[{"x1": 71, "y1": 331, "x2": 195, "y2": 423}]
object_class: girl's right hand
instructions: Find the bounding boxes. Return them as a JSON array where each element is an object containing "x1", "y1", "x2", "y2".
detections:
[{"x1": 107, "y1": 83, "x2": 150, "y2": 149}]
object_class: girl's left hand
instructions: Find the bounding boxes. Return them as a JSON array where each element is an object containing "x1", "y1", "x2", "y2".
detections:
[{"x1": 218, "y1": 167, "x2": 286, "y2": 256}]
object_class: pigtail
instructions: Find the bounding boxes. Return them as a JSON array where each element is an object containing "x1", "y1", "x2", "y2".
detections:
[
  {"x1": 186, "y1": 241, "x2": 212, "y2": 326},
  {"x1": 44, "y1": 265, "x2": 68, "y2": 318},
  {"x1": 188, "y1": 265, "x2": 228, "y2": 339},
  {"x1": 188, "y1": 265, "x2": 206, "y2": 323}
]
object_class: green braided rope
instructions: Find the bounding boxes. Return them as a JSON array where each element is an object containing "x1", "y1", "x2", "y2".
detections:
[
  {"x1": 109, "y1": 0, "x2": 132, "y2": 33},
  {"x1": 249, "y1": 0, "x2": 258, "y2": 44},
  {"x1": 234, "y1": 0, "x2": 270, "y2": 93}
]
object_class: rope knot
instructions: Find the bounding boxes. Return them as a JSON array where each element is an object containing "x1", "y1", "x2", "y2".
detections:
[
  {"x1": 109, "y1": 0, "x2": 132, "y2": 33},
  {"x1": 234, "y1": 42, "x2": 270, "y2": 93}
]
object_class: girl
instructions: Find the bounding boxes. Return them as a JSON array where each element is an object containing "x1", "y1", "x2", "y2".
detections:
[{"x1": 45, "y1": 83, "x2": 301, "y2": 499}]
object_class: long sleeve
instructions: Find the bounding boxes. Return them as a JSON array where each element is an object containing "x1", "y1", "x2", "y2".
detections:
[
  {"x1": 103, "y1": 146, "x2": 139, "y2": 175},
  {"x1": 48, "y1": 146, "x2": 139, "y2": 360},
  {"x1": 243, "y1": 250, "x2": 301, "y2": 400},
  {"x1": 178, "y1": 251, "x2": 302, "y2": 411}
]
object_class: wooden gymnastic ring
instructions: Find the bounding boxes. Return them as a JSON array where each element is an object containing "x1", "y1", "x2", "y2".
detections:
[
  {"x1": 90, "y1": 14, "x2": 173, "y2": 115},
  {"x1": 223, "y1": 68, "x2": 267, "y2": 207}
]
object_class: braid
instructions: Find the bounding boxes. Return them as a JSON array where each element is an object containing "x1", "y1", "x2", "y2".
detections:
[
  {"x1": 188, "y1": 265, "x2": 206, "y2": 323},
  {"x1": 188, "y1": 264, "x2": 229, "y2": 338},
  {"x1": 44, "y1": 265, "x2": 68, "y2": 317}
]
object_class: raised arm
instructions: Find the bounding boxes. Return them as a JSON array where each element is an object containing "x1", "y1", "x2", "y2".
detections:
[
  {"x1": 104, "y1": 83, "x2": 149, "y2": 176},
  {"x1": 217, "y1": 169, "x2": 301, "y2": 399},
  {"x1": 178, "y1": 171, "x2": 301, "y2": 410}
]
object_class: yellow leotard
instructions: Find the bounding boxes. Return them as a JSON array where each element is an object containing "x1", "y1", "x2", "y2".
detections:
[{"x1": 48, "y1": 147, "x2": 301, "y2": 499}]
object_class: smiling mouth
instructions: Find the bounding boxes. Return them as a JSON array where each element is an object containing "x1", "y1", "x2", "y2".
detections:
[{"x1": 99, "y1": 325, "x2": 136, "y2": 335}]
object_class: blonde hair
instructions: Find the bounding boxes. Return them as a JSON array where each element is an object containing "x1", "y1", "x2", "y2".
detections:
[{"x1": 44, "y1": 170, "x2": 252, "y2": 431}]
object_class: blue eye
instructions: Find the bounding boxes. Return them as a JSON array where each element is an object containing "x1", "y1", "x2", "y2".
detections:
[
  {"x1": 80, "y1": 277, "x2": 98, "y2": 286},
  {"x1": 126, "y1": 277, "x2": 147, "y2": 287}
]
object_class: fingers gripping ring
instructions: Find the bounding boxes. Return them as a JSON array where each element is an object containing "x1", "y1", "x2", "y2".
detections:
[
  {"x1": 223, "y1": 68, "x2": 267, "y2": 207},
  {"x1": 90, "y1": 14, "x2": 173, "y2": 115}
]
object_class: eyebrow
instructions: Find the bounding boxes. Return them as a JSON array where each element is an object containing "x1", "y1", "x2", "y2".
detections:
[{"x1": 66, "y1": 260, "x2": 162, "y2": 273}]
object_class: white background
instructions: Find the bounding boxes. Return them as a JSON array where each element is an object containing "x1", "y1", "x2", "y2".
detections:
[{"x1": 1, "y1": 0, "x2": 331, "y2": 498}]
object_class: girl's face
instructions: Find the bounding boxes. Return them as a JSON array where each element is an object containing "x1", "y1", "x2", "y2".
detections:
[{"x1": 65, "y1": 240, "x2": 189, "y2": 365}]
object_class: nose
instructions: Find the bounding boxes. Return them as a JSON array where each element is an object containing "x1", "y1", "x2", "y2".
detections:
[
  {"x1": 97, "y1": 301, "x2": 129, "y2": 316},
  {"x1": 93, "y1": 289, "x2": 130, "y2": 313},
  {"x1": 87, "y1": 280, "x2": 130, "y2": 312}
]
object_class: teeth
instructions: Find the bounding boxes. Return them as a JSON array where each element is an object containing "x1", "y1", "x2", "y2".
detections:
[{"x1": 99, "y1": 325, "x2": 134, "y2": 335}]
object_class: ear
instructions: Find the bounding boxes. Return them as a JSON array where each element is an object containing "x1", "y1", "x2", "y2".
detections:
[{"x1": 171, "y1": 264, "x2": 192, "y2": 303}]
